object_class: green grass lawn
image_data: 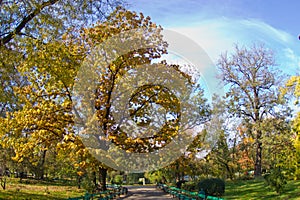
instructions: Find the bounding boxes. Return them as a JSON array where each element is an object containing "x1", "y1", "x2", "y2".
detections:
[
  {"x1": 0, "y1": 178, "x2": 85, "y2": 200},
  {"x1": 224, "y1": 178, "x2": 300, "y2": 200},
  {"x1": 1, "y1": 177, "x2": 300, "y2": 199}
]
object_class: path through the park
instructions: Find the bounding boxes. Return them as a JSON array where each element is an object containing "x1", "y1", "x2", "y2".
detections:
[{"x1": 119, "y1": 185, "x2": 173, "y2": 200}]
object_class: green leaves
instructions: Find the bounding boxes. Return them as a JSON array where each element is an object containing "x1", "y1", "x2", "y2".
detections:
[
  {"x1": 264, "y1": 167, "x2": 287, "y2": 194},
  {"x1": 0, "y1": 0, "x2": 124, "y2": 46}
]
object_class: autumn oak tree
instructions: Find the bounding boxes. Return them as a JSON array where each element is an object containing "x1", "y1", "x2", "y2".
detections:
[
  {"x1": 217, "y1": 44, "x2": 287, "y2": 177},
  {"x1": 74, "y1": 6, "x2": 210, "y2": 181},
  {"x1": 0, "y1": 3, "x2": 211, "y2": 191},
  {"x1": 0, "y1": 0, "x2": 122, "y2": 187}
]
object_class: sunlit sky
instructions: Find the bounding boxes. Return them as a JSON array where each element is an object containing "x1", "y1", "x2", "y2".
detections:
[
  {"x1": 124, "y1": 1, "x2": 299, "y2": 156},
  {"x1": 128, "y1": 0, "x2": 300, "y2": 77}
]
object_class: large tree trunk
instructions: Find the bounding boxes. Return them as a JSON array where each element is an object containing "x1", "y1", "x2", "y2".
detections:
[
  {"x1": 36, "y1": 150, "x2": 47, "y2": 180},
  {"x1": 99, "y1": 166, "x2": 107, "y2": 191},
  {"x1": 254, "y1": 138, "x2": 262, "y2": 177}
]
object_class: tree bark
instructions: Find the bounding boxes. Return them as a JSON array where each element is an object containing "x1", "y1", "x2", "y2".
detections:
[
  {"x1": 224, "y1": 163, "x2": 234, "y2": 180},
  {"x1": 254, "y1": 136, "x2": 262, "y2": 177},
  {"x1": 99, "y1": 166, "x2": 107, "y2": 191},
  {"x1": 77, "y1": 175, "x2": 82, "y2": 189},
  {"x1": 36, "y1": 150, "x2": 47, "y2": 180},
  {"x1": 0, "y1": 177, "x2": 6, "y2": 190},
  {"x1": 93, "y1": 171, "x2": 97, "y2": 188},
  {"x1": 175, "y1": 161, "x2": 180, "y2": 182}
]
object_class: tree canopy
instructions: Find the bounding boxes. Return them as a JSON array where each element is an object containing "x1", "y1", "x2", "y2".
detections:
[{"x1": 217, "y1": 44, "x2": 288, "y2": 177}]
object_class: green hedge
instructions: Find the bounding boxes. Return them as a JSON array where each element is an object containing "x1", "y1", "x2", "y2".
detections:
[{"x1": 198, "y1": 178, "x2": 225, "y2": 196}]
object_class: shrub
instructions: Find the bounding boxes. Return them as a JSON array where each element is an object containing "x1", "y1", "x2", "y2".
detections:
[
  {"x1": 182, "y1": 181, "x2": 198, "y2": 191},
  {"x1": 81, "y1": 177, "x2": 96, "y2": 193},
  {"x1": 240, "y1": 171, "x2": 254, "y2": 180},
  {"x1": 113, "y1": 175, "x2": 123, "y2": 185},
  {"x1": 198, "y1": 178, "x2": 225, "y2": 196},
  {"x1": 175, "y1": 180, "x2": 187, "y2": 189},
  {"x1": 264, "y1": 167, "x2": 287, "y2": 194}
]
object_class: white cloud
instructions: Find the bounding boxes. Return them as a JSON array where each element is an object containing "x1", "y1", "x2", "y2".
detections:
[
  {"x1": 166, "y1": 18, "x2": 300, "y2": 75},
  {"x1": 156, "y1": 18, "x2": 300, "y2": 101},
  {"x1": 282, "y1": 48, "x2": 300, "y2": 74}
]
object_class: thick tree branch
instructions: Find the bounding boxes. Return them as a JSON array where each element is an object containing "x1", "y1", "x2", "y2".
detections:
[{"x1": 0, "y1": 0, "x2": 59, "y2": 45}]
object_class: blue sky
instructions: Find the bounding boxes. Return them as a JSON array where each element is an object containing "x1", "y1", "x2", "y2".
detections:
[
  {"x1": 128, "y1": 0, "x2": 300, "y2": 78},
  {"x1": 123, "y1": 0, "x2": 300, "y2": 159},
  {"x1": 128, "y1": 0, "x2": 299, "y2": 35}
]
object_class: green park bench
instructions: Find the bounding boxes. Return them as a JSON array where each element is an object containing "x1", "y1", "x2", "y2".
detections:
[
  {"x1": 68, "y1": 189, "x2": 120, "y2": 200},
  {"x1": 197, "y1": 193, "x2": 224, "y2": 200},
  {"x1": 206, "y1": 195, "x2": 224, "y2": 200},
  {"x1": 106, "y1": 184, "x2": 128, "y2": 196},
  {"x1": 159, "y1": 184, "x2": 224, "y2": 200}
]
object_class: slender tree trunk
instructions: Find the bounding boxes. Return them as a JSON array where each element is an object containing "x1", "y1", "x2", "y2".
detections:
[
  {"x1": 0, "y1": 177, "x2": 6, "y2": 190},
  {"x1": 225, "y1": 163, "x2": 234, "y2": 180},
  {"x1": 99, "y1": 166, "x2": 107, "y2": 191},
  {"x1": 77, "y1": 175, "x2": 82, "y2": 189},
  {"x1": 254, "y1": 136, "x2": 262, "y2": 177},
  {"x1": 175, "y1": 161, "x2": 180, "y2": 182},
  {"x1": 93, "y1": 171, "x2": 97, "y2": 188},
  {"x1": 181, "y1": 171, "x2": 184, "y2": 181}
]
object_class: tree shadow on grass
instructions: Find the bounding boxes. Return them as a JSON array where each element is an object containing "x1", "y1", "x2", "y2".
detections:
[
  {"x1": 0, "y1": 190, "x2": 66, "y2": 200},
  {"x1": 19, "y1": 178, "x2": 77, "y2": 187},
  {"x1": 224, "y1": 179, "x2": 300, "y2": 200}
]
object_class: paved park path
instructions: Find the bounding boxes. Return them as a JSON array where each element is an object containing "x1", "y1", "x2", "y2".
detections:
[{"x1": 119, "y1": 185, "x2": 173, "y2": 200}]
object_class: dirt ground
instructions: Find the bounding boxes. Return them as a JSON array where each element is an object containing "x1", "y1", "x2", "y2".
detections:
[{"x1": 119, "y1": 185, "x2": 174, "y2": 200}]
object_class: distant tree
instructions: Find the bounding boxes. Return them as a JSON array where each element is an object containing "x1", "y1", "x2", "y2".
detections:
[
  {"x1": 217, "y1": 44, "x2": 287, "y2": 177},
  {"x1": 206, "y1": 95, "x2": 240, "y2": 180},
  {"x1": 236, "y1": 123, "x2": 255, "y2": 175}
]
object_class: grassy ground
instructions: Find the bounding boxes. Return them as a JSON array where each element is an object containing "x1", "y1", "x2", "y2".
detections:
[
  {"x1": 1, "y1": 177, "x2": 300, "y2": 199},
  {"x1": 224, "y1": 178, "x2": 300, "y2": 200},
  {"x1": 0, "y1": 178, "x2": 85, "y2": 200}
]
